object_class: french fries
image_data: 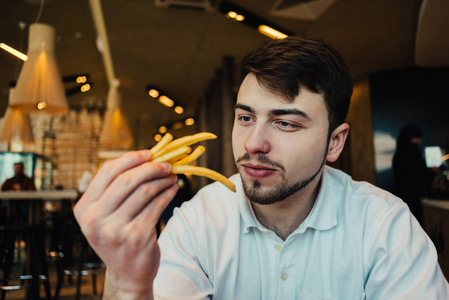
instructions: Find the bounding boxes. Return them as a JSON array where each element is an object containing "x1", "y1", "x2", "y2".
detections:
[
  {"x1": 172, "y1": 165, "x2": 236, "y2": 192},
  {"x1": 149, "y1": 132, "x2": 236, "y2": 192},
  {"x1": 152, "y1": 132, "x2": 216, "y2": 158},
  {"x1": 172, "y1": 145, "x2": 205, "y2": 166},
  {"x1": 153, "y1": 146, "x2": 191, "y2": 163},
  {"x1": 149, "y1": 133, "x2": 173, "y2": 155}
]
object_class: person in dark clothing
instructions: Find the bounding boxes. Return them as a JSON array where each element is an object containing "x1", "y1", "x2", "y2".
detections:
[
  {"x1": 392, "y1": 124, "x2": 434, "y2": 226},
  {"x1": 1, "y1": 162, "x2": 36, "y2": 191}
]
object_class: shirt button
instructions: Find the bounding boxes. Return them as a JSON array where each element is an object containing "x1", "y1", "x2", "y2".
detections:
[
  {"x1": 274, "y1": 244, "x2": 282, "y2": 252},
  {"x1": 281, "y1": 272, "x2": 288, "y2": 281}
]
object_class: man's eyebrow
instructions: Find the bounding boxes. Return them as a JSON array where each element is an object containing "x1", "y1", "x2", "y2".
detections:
[
  {"x1": 269, "y1": 108, "x2": 311, "y2": 120},
  {"x1": 234, "y1": 104, "x2": 254, "y2": 113}
]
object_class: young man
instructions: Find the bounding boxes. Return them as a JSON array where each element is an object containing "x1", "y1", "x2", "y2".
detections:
[{"x1": 74, "y1": 37, "x2": 449, "y2": 299}]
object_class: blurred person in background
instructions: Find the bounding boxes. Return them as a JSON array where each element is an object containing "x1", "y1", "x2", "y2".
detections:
[
  {"x1": 1, "y1": 162, "x2": 36, "y2": 224},
  {"x1": 392, "y1": 124, "x2": 436, "y2": 226},
  {"x1": 1, "y1": 162, "x2": 36, "y2": 191}
]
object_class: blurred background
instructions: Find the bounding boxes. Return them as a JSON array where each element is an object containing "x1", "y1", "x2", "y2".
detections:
[{"x1": 0, "y1": 0, "x2": 448, "y2": 191}]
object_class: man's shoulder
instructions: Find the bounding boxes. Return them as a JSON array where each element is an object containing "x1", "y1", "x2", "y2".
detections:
[
  {"x1": 324, "y1": 166, "x2": 404, "y2": 214},
  {"x1": 25, "y1": 176, "x2": 35, "y2": 183},
  {"x1": 323, "y1": 167, "x2": 412, "y2": 245},
  {"x1": 1, "y1": 178, "x2": 11, "y2": 190},
  {"x1": 3, "y1": 177, "x2": 13, "y2": 183}
]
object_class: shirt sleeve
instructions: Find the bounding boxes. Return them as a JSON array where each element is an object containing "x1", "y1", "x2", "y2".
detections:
[
  {"x1": 364, "y1": 200, "x2": 449, "y2": 299},
  {"x1": 154, "y1": 207, "x2": 213, "y2": 300}
]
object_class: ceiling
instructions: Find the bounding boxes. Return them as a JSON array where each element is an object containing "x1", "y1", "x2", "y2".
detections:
[{"x1": 1, "y1": 0, "x2": 448, "y2": 149}]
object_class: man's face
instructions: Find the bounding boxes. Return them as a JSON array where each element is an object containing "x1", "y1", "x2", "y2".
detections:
[
  {"x1": 411, "y1": 137, "x2": 422, "y2": 146},
  {"x1": 232, "y1": 74, "x2": 331, "y2": 205},
  {"x1": 13, "y1": 163, "x2": 24, "y2": 175}
]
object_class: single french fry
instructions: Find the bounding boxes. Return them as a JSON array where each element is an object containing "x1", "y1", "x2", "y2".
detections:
[
  {"x1": 172, "y1": 146, "x2": 205, "y2": 166},
  {"x1": 153, "y1": 132, "x2": 216, "y2": 159},
  {"x1": 153, "y1": 146, "x2": 191, "y2": 163},
  {"x1": 172, "y1": 165, "x2": 236, "y2": 192},
  {"x1": 149, "y1": 133, "x2": 173, "y2": 155},
  {"x1": 168, "y1": 154, "x2": 188, "y2": 165}
]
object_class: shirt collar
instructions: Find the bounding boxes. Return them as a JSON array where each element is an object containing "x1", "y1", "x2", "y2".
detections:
[
  {"x1": 298, "y1": 166, "x2": 338, "y2": 232},
  {"x1": 235, "y1": 175, "x2": 268, "y2": 233},
  {"x1": 238, "y1": 166, "x2": 338, "y2": 234}
]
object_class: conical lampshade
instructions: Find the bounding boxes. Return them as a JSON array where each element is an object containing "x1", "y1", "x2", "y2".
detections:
[
  {"x1": 0, "y1": 89, "x2": 35, "y2": 151},
  {"x1": 10, "y1": 23, "x2": 68, "y2": 115},
  {"x1": 99, "y1": 87, "x2": 133, "y2": 149}
]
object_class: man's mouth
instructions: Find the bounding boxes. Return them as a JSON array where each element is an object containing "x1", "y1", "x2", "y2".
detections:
[{"x1": 241, "y1": 163, "x2": 277, "y2": 178}]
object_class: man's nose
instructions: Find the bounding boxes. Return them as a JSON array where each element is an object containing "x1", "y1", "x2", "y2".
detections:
[{"x1": 244, "y1": 125, "x2": 270, "y2": 154}]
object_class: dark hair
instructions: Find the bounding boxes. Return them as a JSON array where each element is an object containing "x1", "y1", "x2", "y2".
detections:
[{"x1": 240, "y1": 36, "x2": 353, "y2": 133}]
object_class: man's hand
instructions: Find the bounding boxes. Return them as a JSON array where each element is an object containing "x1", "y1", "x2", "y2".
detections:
[{"x1": 74, "y1": 150, "x2": 179, "y2": 299}]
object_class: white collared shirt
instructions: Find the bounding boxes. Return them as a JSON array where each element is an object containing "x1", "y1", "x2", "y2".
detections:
[{"x1": 155, "y1": 166, "x2": 449, "y2": 299}]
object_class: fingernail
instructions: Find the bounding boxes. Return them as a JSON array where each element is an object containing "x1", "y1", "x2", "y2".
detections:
[{"x1": 161, "y1": 162, "x2": 171, "y2": 172}]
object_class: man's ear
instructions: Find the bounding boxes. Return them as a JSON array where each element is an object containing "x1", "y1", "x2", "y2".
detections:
[{"x1": 326, "y1": 123, "x2": 350, "y2": 162}]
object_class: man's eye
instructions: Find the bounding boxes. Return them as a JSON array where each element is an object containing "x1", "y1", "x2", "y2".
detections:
[
  {"x1": 239, "y1": 116, "x2": 252, "y2": 123},
  {"x1": 275, "y1": 120, "x2": 301, "y2": 131}
]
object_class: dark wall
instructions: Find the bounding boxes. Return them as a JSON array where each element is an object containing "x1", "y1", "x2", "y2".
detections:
[{"x1": 370, "y1": 66, "x2": 449, "y2": 191}]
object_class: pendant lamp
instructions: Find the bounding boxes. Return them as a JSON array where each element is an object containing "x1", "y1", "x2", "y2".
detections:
[
  {"x1": 0, "y1": 89, "x2": 35, "y2": 152},
  {"x1": 10, "y1": 23, "x2": 68, "y2": 115},
  {"x1": 99, "y1": 87, "x2": 133, "y2": 149}
]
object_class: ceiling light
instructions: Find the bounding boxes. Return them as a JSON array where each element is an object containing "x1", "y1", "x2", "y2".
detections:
[
  {"x1": 219, "y1": 1, "x2": 293, "y2": 40},
  {"x1": 37, "y1": 102, "x2": 46, "y2": 110},
  {"x1": 65, "y1": 81, "x2": 93, "y2": 97},
  {"x1": 154, "y1": 134, "x2": 162, "y2": 142},
  {"x1": 76, "y1": 76, "x2": 87, "y2": 83},
  {"x1": 174, "y1": 106, "x2": 184, "y2": 114},
  {"x1": 0, "y1": 88, "x2": 34, "y2": 152},
  {"x1": 235, "y1": 15, "x2": 245, "y2": 21},
  {"x1": 159, "y1": 95, "x2": 174, "y2": 108},
  {"x1": 10, "y1": 23, "x2": 69, "y2": 115},
  {"x1": 258, "y1": 25, "x2": 288, "y2": 39},
  {"x1": 185, "y1": 118, "x2": 195, "y2": 126},
  {"x1": 99, "y1": 87, "x2": 133, "y2": 149},
  {"x1": 227, "y1": 11, "x2": 237, "y2": 18},
  {"x1": 146, "y1": 86, "x2": 186, "y2": 115},
  {"x1": 226, "y1": 10, "x2": 244, "y2": 21},
  {"x1": 61, "y1": 74, "x2": 90, "y2": 83},
  {"x1": 0, "y1": 43, "x2": 28, "y2": 61},
  {"x1": 159, "y1": 126, "x2": 167, "y2": 134},
  {"x1": 148, "y1": 89, "x2": 159, "y2": 98},
  {"x1": 80, "y1": 83, "x2": 91, "y2": 92},
  {"x1": 0, "y1": 107, "x2": 35, "y2": 152}
]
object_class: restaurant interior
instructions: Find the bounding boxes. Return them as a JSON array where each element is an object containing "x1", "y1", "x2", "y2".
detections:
[{"x1": 1, "y1": 0, "x2": 449, "y2": 298}]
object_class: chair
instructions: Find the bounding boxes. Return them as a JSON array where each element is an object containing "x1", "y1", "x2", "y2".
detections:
[
  {"x1": 0, "y1": 212, "x2": 52, "y2": 300},
  {"x1": 53, "y1": 211, "x2": 104, "y2": 300}
]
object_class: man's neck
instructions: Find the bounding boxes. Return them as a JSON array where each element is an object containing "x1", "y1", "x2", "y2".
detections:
[{"x1": 250, "y1": 174, "x2": 323, "y2": 241}]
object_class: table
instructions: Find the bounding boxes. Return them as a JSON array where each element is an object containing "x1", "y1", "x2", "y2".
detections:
[
  {"x1": 0, "y1": 190, "x2": 79, "y2": 300},
  {"x1": 0, "y1": 190, "x2": 79, "y2": 200},
  {"x1": 0, "y1": 190, "x2": 79, "y2": 223}
]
